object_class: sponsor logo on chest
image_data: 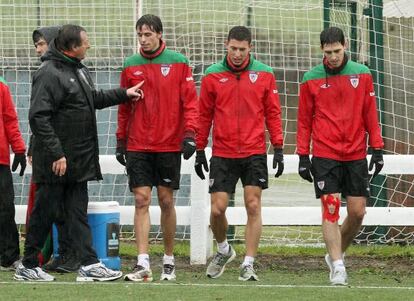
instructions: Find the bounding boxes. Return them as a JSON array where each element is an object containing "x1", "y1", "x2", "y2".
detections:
[
  {"x1": 349, "y1": 75, "x2": 359, "y2": 88},
  {"x1": 161, "y1": 64, "x2": 171, "y2": 77}
]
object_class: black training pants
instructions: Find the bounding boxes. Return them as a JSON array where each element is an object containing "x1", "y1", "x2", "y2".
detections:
[
  {"x1": 23, "y1": 181, "x2": 98, "y2": 268},
  {"x1": 0, "y1": 165, "x2": 20, "y2": 266}
]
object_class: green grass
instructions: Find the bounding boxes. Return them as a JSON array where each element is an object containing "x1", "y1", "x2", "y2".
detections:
[{"x1": 2, "y1": 242, "x2": 414, "y2": 300}]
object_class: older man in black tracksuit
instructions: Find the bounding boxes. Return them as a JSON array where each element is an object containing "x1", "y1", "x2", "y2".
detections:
[
  {"x1": 30, "y1": 25, "x2": 82, "y2": 273},
  {"x1": 14, "y1": 24, "x2": 143, "y2": 282}
]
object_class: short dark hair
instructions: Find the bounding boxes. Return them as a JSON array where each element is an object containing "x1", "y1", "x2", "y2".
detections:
[
  {"x1": 55, "y1": 24, "x2": 86, "y2": 51},
  {"x1": 32, "y1": 31, "x2": 43, "y2": 44},
  {"x1": 320, "y1": 27, "x2": 345, "y2": 47},
  {"x1": 136, "y1": 14, "x2": 163, "y2": 33},
  {"x1": 227, "y1": 26, "x2": 252, "y2": 44}
]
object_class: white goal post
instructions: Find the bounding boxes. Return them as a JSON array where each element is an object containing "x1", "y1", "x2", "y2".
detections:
[{"x1": 13, "y1": 152, "x2": 414, "y2": 264}]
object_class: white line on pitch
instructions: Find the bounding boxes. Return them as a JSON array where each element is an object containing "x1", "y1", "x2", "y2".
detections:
[{"x1": 1, "y1": 282, "x2": 414, "y2": 290}]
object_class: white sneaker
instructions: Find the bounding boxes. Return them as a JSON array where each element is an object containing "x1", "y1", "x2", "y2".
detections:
[
  {"x1": 325, "y1": 253, "x2": 346, "y2": 280},
  {"x1": 160, "y1": 264, "x2": 176, "y2": 281},
  {"x1": 206, "y1": 245, "x2": 236, "y2": 279},
  {"x1": 238, "y1": 264, "x2": 259, "y2": 281},
  {"x1": 331, "y1": 267, "x2": 348, "y2": 285},
  {"x1": 124, "y1": 264, "x2": 153, "y2": 282},
  {"x1": 324, "y1": 254, "x2": 334, "y2": 280},
  {"x1": 14, "y1": 263, "x2": 55, "y2": 281},
  {"x1": 76, "y1": 262, "x2": 122, "y2": 282}
]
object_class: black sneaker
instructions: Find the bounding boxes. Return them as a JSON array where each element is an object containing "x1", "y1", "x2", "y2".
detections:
[
  {"x1": 56, "y1": 255, "x2": 81, "y2": 273},
  {"x1": 42, "y1": 256, "x2": 63, "y2": 272}
]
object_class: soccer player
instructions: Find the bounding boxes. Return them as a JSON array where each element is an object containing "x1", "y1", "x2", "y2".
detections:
[
  {"x1": 14, "y1": 24, "x2": 143, "y2": 281},
  {"x1": 0, "y1": 77, "x2": 26, "y2": 271},
  {"x1": 195, "y1": 26, "x2": 284, "y2": 281},
  {"x1": 30, "y1": 26, "x2": 81, "y2": 273},
  {"x1": 296, "y1": 27, "x2": 384, "y2": 285},
  {"x1": 118, "y1": 14, "x2": 198, "y2": 282}
]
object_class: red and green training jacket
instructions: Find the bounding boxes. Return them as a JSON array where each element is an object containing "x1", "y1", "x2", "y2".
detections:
[
  {"x1": 297, "y1": 60, "x2": 384, "y2": 161},
  {"x1": 0, "y1": 77, "x2": 26, "y2": 166},
  {"x1": 197, "y1": 56, "x2": 283, "y2": 158},
  {"x1": 116, "y1": 48, "x2": 198, "y2": 152}
]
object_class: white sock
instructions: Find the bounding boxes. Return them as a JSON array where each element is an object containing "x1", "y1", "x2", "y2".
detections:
[
  {"x1": 217, "y1": 240, "x2": 230, "y2": 255},
  {"x1": 242, "y1": 256, "x2": 254, "y2": 267},
  {"x1": 137, "y1": 254, "x2": 150, "y2": 269},
  {"x1": 333, "y1": 259, "x2": 345, "y2": 270},
  {"x1": 163, "y1": 254, "x2": 175, "y2": 265}
]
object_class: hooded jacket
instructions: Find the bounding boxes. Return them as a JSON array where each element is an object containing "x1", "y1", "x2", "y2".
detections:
[
  {"x1": 0, "y1": 77, "x2": 26, "y2": 166},
  {"x1": 197, "y1": 55, "x2": 283, "y2": 158},
  {"x1": 28, "y1": 26, "x2": 61, "y2": 157},
  {"x1": 32, "y1": 26, "x2": 60, "y2": 45},
  {"x1": 297, "y1": 59, "x2": 384, "y2": 161},
  {"x1": 29, "y1": 41, "x2": 129, "y2": 183}
]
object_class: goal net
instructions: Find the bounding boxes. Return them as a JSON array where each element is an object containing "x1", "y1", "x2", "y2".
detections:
[{"x1": 1, "y1": 0, "x2": 413, "y2": 246}]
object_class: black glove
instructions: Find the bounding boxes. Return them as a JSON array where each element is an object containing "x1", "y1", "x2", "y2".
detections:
[
  {"x1": 12, "y1": 153, "x2": 26, "y2": 176},
  {"x1": 181, "y1": 137, "x2": 196, "y2": 160},
  {"x1": 369, "y1": 149, "x2": 384, "y2": 180},
  {"x1": 298, "y1": 155, "x2": 313, "y2": 183},
  {"x1": 194, "y1": 150, "x2": 209, "y2": 180},
  {"x1": 115, "y1": 139, "x2": 126, "y2": 166},
  {"x1": 273, "y1": 148, "x2": 284, "y2": 178}
]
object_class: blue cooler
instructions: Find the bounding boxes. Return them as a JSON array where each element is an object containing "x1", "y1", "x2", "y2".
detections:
[{"x1": 52, "y1": 201, "x2": 121, "y2": 270}]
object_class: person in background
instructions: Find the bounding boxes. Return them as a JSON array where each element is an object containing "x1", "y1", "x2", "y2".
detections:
[
  {"x1": 296, "y1": 26, "x2": 384, "y2": 285},
  {"x1": 0, "y1": 76, "x2": 26, "y2": 271}
]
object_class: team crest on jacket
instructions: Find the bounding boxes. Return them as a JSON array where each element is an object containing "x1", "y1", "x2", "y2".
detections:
[
  {"x1": 349, "y1": 75, "x2": 359, "y2": 88},
  {"x1": 249, "y1": 72, "x2": 258, "y2": 83},
  {"x1": 161, "y1": 64, "x2": 171, "y2": 77},
  {"x1": 317, "y1": 181, "x2": 325, "y2": 190}
]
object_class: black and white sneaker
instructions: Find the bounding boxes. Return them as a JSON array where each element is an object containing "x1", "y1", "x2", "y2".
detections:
[
  {"x1": 14, "y1": 263, "x2": 55, "y2": 281},
  {"x1": 124, "y1": 264, "x2": 153, "y2": 282},
  {"x1": 160, "y1": 264, "x2": 176, "y2": 281},
  {"x1": 76, "y1": 262, "x2": 122, "y2": 282}
]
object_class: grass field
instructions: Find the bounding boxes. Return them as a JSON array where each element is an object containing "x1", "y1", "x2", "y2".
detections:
[{"x1": 1, "y1": 242, "x2": 414, "y2": 301}]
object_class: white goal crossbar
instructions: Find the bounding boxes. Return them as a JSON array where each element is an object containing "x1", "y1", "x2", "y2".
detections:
[{"x1": 14, "y1": 152, "x2": 414, "y2": 264}]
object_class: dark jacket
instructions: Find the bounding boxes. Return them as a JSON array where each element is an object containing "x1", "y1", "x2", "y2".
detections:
[
  {"x1": 28, "y1": 26, "x2": 61, "y2": 157},
  {"x1": 29, "y1": 41, "x2": 129, "y2": 183}
]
